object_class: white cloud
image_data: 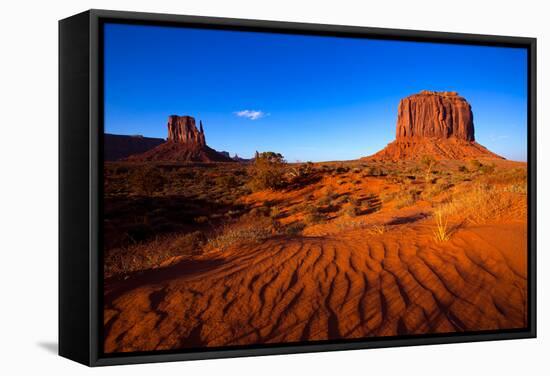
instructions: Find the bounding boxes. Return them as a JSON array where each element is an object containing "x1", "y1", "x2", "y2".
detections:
[{"x1": 234, "y1": 110, "x2": 267, "y2": 120}]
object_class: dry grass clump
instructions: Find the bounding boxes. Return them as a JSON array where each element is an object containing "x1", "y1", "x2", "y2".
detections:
[
  {"x1": 421, "y1": 155, "x2": 438, "y2": 183},
  {"x1": 380, "y1": 191, "x2": 398, "y2": 203},
  {"x1": 423, "y1": 181, "x2": 454, "y2": 199},
  {"x1": 433, "y1": 209, "x2": 450, "y2": 241},
  {"x1": 367, "y1": 224, "x2": 388, "y2": 235},
  {"x1": 335, "y1": 219, "x2": 366, "y2": 231},
  {"x1": 394, "y1": 189, "x2": 421, "y2": 209},
  {"x1": 503, "y1": 183, "x2": 527, "y2": 194},
  {"x1": 206, "y1": 213, "x2": 277, "y2": 251},
  {"x1": 104, "y1": 231, "x2": 206, "y2": 278},
  {"x1": 482, "y1": 167, "x2": 526, "y2": 187},
  {"x1": 438, "y1": 183, "x2": 518, "y2": 224}
]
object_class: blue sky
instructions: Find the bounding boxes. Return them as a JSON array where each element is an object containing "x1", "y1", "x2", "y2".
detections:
[{"x1": 104, "y1": 23, "x2": 528, "y2": 162}]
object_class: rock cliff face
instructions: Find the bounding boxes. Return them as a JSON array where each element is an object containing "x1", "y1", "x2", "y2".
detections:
[
  {"x1": 167, "y1": 115, "x2": 206, "y2": 146},
  {"x1": 396, "y1": 91, "x2": 475, "y2": 141},
  {"x1": 366, "y1": 91, "x2": 502, "y2": 161},
  {"x1": 127, "y1": 115, "x2": 233, "y2": 162}
]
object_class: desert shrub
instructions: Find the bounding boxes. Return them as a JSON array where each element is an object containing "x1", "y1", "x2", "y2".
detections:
[
  {"x1": 224, "y1": 209, "x2": 242, "y2": 218},
  {"x1": 269, "y1": 206, "x2": 282, "y2": 219},
  {"x1": 215, "y1": 174, "x2": 239, "y2": 189},
  {"x1": 287, "y1": 203, "x2": 303, "y2": 215},
  {"x1": 469, "y1": 159, "x2": 483, "y2": 171},
  {"x1": 334, "y1": 194, "x2": 350, "y2": 206},
  {"x1": 348, "y1": 197, "x2": 360, "y2": 206},
  {"x1": 104, "y1": 231, "x2": 206, "y2": 277},
  {"x1": 343, "y1": 203, "x2": 360, "y2": 217},
  {"x1": 458, "y1": 165, "x2": 468, "y2": 173},
  {"x1": 304, "y1": 204, "x2": 324, "y2": 224},
  {"x1": 176, "y1": 169, "x2": 195, "y2": 180},
  {"x1": 206, "y1": 213, "x2": 277, "y2": 251},
  {"x1": 365, "y1": 166, "x2": 381, "y2": 176},
  {"x1": 287, "y1": 163, "x2": 312, "y2": 180},
  {"x1": 317, "y1": 187, "x2": 338, "y2": 205},
  {"x1": 285, "y1": 221, "x2": 306, "y2": 235},
  {"x1": 421, "y1": 155, "x2": 438, "y2": 183},
  {"x1": 479, "y1": 163, "x2": 496, "y2": 174},
  {"x1": 130, "y1": 166, "x2": 166, "y2": 195},
  {"x1": 408, "y1": 166, "x2": 421, "y2": 175},
  {"x1": 194, "y1": 216, "x2": 209, "y2": 224},
  {"x1": 336, "y1": 165, "x2": 349, "y2": 174},
  {"x1": 361, "y1": 197, "x2": 381, "y2": 214},
  {"x1": 394, "y1": 189, "x2": 421, "y2": 209},
  {"x1": 324, "y1": 187, "x2": 339, "y2": 199},
  {"x1": 423, "y1": 181, "x2": 454, "y2": 199},
  {"x1": 250, "y1": 205, "x2": 271, "y2": 217},
  {"x1": 248, "y1": 152, "x2": 287, "y2": 191}
]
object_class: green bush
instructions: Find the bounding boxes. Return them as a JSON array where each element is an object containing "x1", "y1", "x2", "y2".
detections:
[{"x1": 249, "y1": 152, "x2": 287, "y2": 191}]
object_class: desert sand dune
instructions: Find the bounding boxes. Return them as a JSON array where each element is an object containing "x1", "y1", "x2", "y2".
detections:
[{"x1": 103, "y1": 219, "x2": 526, "y2": 353}]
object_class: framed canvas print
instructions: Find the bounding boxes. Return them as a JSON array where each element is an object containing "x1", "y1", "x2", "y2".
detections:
[{"x1": 59, "y1": 9, "x2": 537, "y2": 366}]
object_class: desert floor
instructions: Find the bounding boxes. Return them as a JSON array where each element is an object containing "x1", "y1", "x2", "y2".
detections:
[{"x1": 103, "y1": 159, "x2": 528, "y2": 353}]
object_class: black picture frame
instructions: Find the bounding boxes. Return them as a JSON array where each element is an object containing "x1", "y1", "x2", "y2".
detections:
[{"x1": 59, "y1": 9, "x2": 537, "y2": 367}]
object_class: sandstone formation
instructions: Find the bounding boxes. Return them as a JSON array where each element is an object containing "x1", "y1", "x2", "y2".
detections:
[
  {"x1": 167, "y1": 115, "x2": 206, "y2": 146},
  {"x1": 104, "y1": 134, "x2": 165, "y2": 161},
  {"x1": 396, "y1": 91, "x2": 474, "y2": 141},
  {"x1": 367, "y1": 91, "x2": 503, "y2": 160},
  {"x1": 127, "y1": 115, "x2": 233, "y2": 162}
]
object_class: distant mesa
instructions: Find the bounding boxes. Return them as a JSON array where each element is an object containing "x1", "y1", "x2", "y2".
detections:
[
  {"x1": 104, "y1": 134, "x2": 164, "y2": 161},
  {"x1": 219, "y1": 150, "x2": 252, "y2": 163},
  {"x1": 127, "y1": 115, "x2": 233, "y2": 162},
  {"x1": 366, "y1": 90, "x2": 503, "y2": 161}
]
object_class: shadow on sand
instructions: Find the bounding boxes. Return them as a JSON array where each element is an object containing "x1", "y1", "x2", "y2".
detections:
[{"x1": 104, "y1": 257, "x2": 226, "y2": 305}]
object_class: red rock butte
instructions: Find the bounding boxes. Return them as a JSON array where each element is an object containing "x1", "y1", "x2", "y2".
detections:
[
  {"x1": 167, "y1": 115, "x2": 206, "y2": 146},
  {"x1": 127, "y1": 115, "x2": 233, "y2": 162},
  {"x1": 366, "y1": 90, "x2": 503, "y2": 161}
]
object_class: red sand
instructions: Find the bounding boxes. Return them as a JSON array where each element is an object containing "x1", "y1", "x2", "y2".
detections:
[{"x1": 104, "y1": 219, "x2": 527, "y2": 353}]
